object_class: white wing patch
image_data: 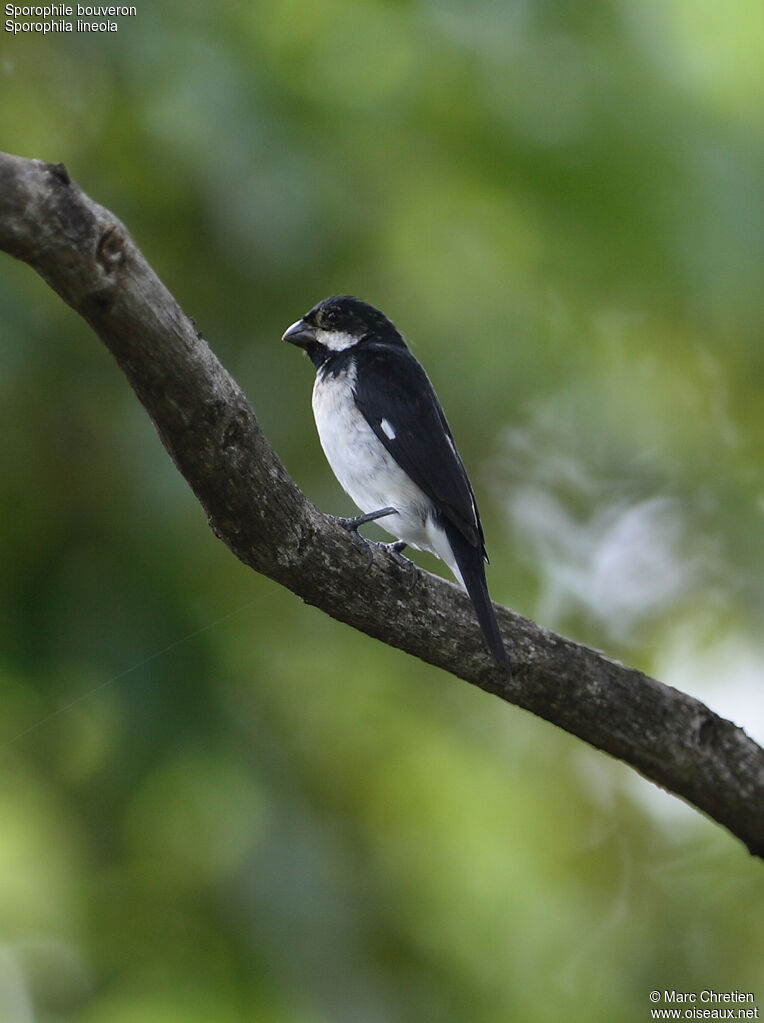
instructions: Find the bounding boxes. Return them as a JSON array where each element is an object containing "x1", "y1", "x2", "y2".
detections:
[{"x1": 380, "y1": 418, "x2": 396, "y2": 440}]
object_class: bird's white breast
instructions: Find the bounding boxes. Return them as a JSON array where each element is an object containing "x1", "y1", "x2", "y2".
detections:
[{"x1": 311, "y1": 361, "x2": 454, "y2": 570}]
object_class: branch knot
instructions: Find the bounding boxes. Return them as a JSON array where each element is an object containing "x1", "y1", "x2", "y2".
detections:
[{"x1": 96, "y1": 226, "x2": 126, "y2": 273}]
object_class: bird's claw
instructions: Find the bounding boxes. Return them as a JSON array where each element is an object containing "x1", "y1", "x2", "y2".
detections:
[
  {"x1": 334, "y1": 507, "x2": 396, "y2": 532},
  {"x1": 332, "y1": 515, "x2": 416, "y2": 585},
  {"x1": 335, "y1": 515, "x2": 366, "y2": 533},
  {"x1": 380, "y1": 540, "x2": 418, "y2": 589},
  {"x1": 334, "y1": 516, "x2": 375, "y2": 570}
]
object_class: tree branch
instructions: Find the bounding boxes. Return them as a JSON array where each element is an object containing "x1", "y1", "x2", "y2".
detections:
[{"x1": 1, "y1": 150, "x2": 762, "y2": 858}]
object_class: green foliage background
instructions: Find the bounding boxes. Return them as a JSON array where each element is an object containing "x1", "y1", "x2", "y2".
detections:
[{"x1": 1, "y1": 2, "x2": 762, "y2": 1020}]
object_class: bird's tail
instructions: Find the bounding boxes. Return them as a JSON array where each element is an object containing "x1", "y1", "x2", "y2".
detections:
[{"x1": 442, "y1": 521, "x2": 510, "y2": 671}]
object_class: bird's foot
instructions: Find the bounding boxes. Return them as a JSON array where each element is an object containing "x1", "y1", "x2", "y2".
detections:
[
  {"x1": 379, "y1": 540, "x2": 418, "y2": 589},
  {"x1": 333, "y1": 508, "x2": 397, "y2": 573},
  {"x1": 333, "y1": 515, "x2": 375, "y2": 570},
  {"x1": 332, "y1": 513, "x2": 415, "y2": 584},
  {"x1": 334, "y1": 507, "x2": 397, "y2": 532}
]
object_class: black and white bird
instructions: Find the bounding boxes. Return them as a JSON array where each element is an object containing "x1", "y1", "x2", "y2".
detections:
[{"x1": 282, "y1": 295, "x2": 509, "y2": 669}]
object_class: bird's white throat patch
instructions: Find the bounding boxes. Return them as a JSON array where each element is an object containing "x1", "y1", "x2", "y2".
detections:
[{"x1": 316, "y1": 327, "x2": 359, "y2": 352}]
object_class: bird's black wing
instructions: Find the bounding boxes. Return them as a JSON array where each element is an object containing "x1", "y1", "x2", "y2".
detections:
[
  {"x1": 354, "y1": 340, "x2": 508, "y2": 669},
  {"x1": 353, "y1": 341, "x2": 486, "y2": 557}
]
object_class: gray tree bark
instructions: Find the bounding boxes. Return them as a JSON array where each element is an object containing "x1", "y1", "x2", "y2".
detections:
[{"x1": 1, "y1": 151, "x2": 762, "y2": 858}]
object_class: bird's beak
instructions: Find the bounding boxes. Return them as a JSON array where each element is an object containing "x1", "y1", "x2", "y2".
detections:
[{"x1": 282, "y1": 318, "x2": 317, "y2": 348}]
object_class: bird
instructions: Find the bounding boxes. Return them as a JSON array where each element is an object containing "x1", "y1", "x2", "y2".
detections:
[{"x1": 282, "y1": 295, "x2": 509, "y2": 670}]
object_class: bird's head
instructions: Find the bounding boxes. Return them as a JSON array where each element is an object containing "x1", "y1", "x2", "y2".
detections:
[{"x1": 282, "y1": 295, "x2": 403, "y2": 366}]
